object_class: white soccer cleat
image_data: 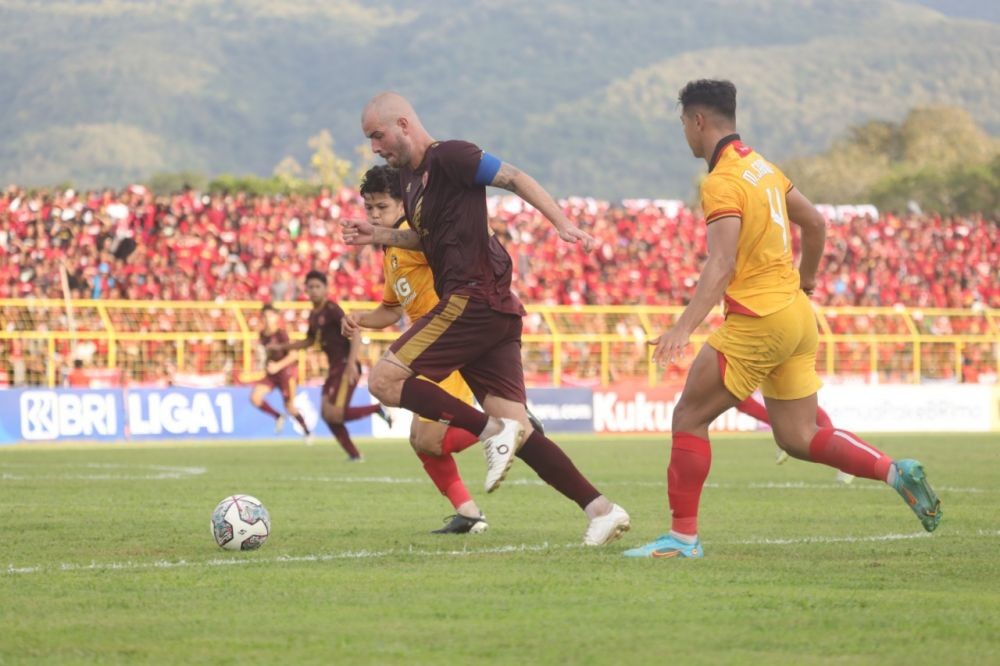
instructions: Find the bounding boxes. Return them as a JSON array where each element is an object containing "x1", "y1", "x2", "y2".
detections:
[
  {"x1": 274, "y1": 414, "x2": 286, "y2": 434},
  {"x1": 583, "y1": 503, "x2": 631, "y2": 546},
  {"x1": 482, "y1": 417, "x2": 525, "y2": 493},
  {"x1": 835, "y1": 470, "x2": 856, "y2": 485},
  {"x1": 775, "y1": 447, "x2": 789, "y2": 465},
  {"x1": 304, "y1": 433, "x2": 315, "y2": 447}
]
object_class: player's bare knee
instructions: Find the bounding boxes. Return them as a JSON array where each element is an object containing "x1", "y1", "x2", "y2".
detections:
[
  {"x1": 368, "y1": 363, "x2": 403, "y2": 406},
  {"x1": 410, "y1": 431, "x2": 443, "y2": 456}
]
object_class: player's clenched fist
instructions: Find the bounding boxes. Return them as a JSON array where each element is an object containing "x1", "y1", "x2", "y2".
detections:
[
  {"x1": 557, "y1": 225, "x2": 596, "y2": 252},
  {"x1": 341, "y1": 218, "x2": 375, "y2": 245}
]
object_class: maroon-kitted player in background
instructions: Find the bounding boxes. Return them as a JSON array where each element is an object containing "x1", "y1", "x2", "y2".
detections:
[
  {"x1": 268, "y1": 270, "x2": 391, "y2": 461},
  {"x1": 251, "y1": 303, "x2": 311, "y2": 441}
]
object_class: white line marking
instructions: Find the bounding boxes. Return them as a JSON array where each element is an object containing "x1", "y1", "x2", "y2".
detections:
[
  {"x1": 5, "y1": 530, "x2": 998, "y2": 577},
  {"x1": 726, "y1": 532, "x2": 932, "y2": 546},
  {"x1": 284, "y1": 476, "x2": 989, "y2": 494},
  {"x1": 0, "y1": 463, "x2": 206, "y2": 481}
]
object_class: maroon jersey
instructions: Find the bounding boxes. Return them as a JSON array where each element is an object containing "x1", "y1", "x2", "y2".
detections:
[
  {"x1": 306, "y1": 300, "x2": 351, "y2": 371},
  {"x1": 399, "y1": 140, "x2": 525, "y2": 316},
  {"x1": 259, "y1": 329, "x2": 291, "y2": 378}
]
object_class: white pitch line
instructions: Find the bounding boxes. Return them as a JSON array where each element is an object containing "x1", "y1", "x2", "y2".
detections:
[
  {"x1": 6, "y1": 530, "x2": 998, "y2": 577},
  {"x1": 4, "y1": 543, "x2": 560, "y2": 576},
  {"x1": 0, "y1": 463, "x2": 206, "y2": 481},
  {"x1": 285, "y1": 475, "x2": 990, "y2": 494}
]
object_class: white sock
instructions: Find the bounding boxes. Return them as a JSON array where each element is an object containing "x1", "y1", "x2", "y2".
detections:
[
  {"x1": 885, "y1": 464, "x2": 898, "y2": 487},
  {"x1": 668, "y1": 530, "x2": 697, "y2": 544}
]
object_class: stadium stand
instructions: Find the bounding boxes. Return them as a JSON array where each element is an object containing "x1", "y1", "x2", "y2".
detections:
[{"x1": 1, "y1": 186, "x2": 996, "y2": 388}]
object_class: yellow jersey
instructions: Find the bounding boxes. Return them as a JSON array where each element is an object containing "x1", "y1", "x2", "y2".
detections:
[
  {"x1": 701, "y1": 135, "x2": 799, "y2": 318},
  {"x1": 381, "y1": 220, "x2": 440, "y2": 320}
]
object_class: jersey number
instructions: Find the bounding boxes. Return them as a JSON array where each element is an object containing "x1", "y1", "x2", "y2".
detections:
[{"x1": 765, "y1": 186, "x2": 790, "y2": 252}]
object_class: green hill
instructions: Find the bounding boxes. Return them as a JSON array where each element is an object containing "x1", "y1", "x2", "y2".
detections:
[{"x1": 0, "y1": 0, "x2": 997, "y2": 198}]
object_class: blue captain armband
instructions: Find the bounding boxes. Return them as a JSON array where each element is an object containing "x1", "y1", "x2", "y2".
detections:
[{"x1": 473, "y1": 151, "x2": 502, "y2": 186}]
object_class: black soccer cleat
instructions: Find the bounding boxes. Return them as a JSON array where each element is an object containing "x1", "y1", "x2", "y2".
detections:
[
  {"x1": 526, "y1": 407, "x2": 545, "y2": 435},
  {"x1": 432, "y1": 513, "x2": 489, "y2": 534},
  {"x1": 376, "y1": 404, "x2": 393, "y2": 428}
]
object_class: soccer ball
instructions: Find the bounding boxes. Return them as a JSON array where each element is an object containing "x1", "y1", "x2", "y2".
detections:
[{"x1": 211, "y1": 494, "x2": 271, "y2": 551}]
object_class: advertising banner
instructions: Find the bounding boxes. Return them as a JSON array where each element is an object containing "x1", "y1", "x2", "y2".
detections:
[
  {"x1": 0, "y1": 386, "x2": 375, "y2": 445},
  {"x1": 592, "y1": 380, "x2": 763, "y2": 434}
]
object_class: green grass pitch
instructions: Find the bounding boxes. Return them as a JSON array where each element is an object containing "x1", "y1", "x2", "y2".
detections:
[{"x1": 2, "y1": 433, "x2": 999, "y2": 664}]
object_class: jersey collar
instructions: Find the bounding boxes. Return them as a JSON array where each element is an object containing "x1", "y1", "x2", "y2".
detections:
[
  {"x1": 709, "y1": 133, "x2": 741, "y2": 172},
  {"x1": 392, "y1": 216, "x2": 406, "y2": 229}
]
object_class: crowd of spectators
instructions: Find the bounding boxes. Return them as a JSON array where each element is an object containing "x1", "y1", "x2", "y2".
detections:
[{"x1": 1, "y1": 185, "x2": 996, "y2": 309}]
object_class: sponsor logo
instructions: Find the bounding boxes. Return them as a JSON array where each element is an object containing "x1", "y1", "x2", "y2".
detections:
[
  {"x1": 20, "y1": 391, "x2": 117, "y2": 440},
  {"x1": 127, "y1": 392, "x2": 235, "y2": 436},
  {"x1": 525, "y1": 401, "x2": 593, "y2": 422}
]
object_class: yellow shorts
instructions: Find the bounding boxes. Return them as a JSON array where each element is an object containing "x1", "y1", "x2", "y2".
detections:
[
  {"x1": 416, "y1": 371, "x2": 475, "y2": 422},
  {"x1": 707, "y1": 290, "x2": 823, "y2": 401}
]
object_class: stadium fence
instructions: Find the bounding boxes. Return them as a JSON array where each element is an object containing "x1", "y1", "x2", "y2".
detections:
[{"x1": 1, "y1": 299, "x2": 996, "y2": 389}]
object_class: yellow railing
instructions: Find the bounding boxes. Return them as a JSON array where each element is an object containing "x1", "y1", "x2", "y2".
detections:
[{"x1": 0, "y1": 299, "x2": 996, "y2": 388}]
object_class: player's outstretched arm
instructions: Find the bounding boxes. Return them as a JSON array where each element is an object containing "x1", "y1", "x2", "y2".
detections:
[
  {"x1": 342, "y1": 219, "x2": 421, "y2": 250},
  {"x1": 491, "y1": 162, "x2": 595, "y2": 252},
  {"x1": 342, "y1": 305, "x2": 402, "y2": 337},
  {"x1": 785, "y1": 187, "x2": 826, "y2": 295},
  {"x1": 648, "y1": 216, "x2": 739, "y2": 366}
]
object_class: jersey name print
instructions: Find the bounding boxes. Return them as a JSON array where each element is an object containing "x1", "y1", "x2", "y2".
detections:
[{"x1": 701, "y1": 137, "x2": 800, "y2": 318}]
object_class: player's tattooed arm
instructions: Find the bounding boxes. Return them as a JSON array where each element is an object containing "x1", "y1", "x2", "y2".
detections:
[
  {"x1": 379, "y1": 226, "x2": 421, "y2": 250},
  {"x1": 493, "y1": 161, "x2": 596, "y2": 252},
  {"x1": 342, "y1": 219, "x2": 421, "y2": 250},
  {"x1": 491, "y1": 162, "x2": 522, "y2": 195}
]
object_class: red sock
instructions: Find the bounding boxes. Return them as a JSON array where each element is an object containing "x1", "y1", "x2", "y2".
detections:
[
  {"x1": 808, "y1": 428, "x2": 893, "y2": 481},
  {"x1": 292, "y1": 412, "x2": 310, "y2": 435},
  {"x1": 256, "y1": 401, "x2": 281, "y2": 419},
  {"x1": 400, "y1": 376, "x2": 489, "y2": 436},
  {"x1": 668, "y1": 432, "x2": 712, "y2": 536},
  {"x1": 815, "y1": 405, "x2": 833, "y2": 428},
  {"x1": 328, "y1": 423, "x2": 361, "y2": 459},
  {"x1": 441, "y1": 426, "x2": 479, "y2": 454},
  {"x1": 343, "y1": 404, "x2": 380, "y2": 421},
  {"x1": 418, "y1": 452, "x2": 472, "y2": 510},
  {"x1": 735, "y1": 395, "x2": 770, "y2": 425},
  {"x1": 516, "y1": 431, "x2": 601, "y2": 509}
]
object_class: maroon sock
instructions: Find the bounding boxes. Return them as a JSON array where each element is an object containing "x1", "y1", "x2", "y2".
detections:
[
  {"x1": 400, "y1": 376, "x2": 489, "y2": 436},
  {"x1": 516, "y1": 430, "x2": 601, "y2": 509},
  {"x1": 343, "y1": 404, "x2": 380, "y2": 421},
  {"x1": 735, "y1": 395, "x2": 770, "y2": 425},
  {"x1": 256, "y1": 401, "x2": 281, "y2": 419},
  {"x1": 292, "y1": 412, "x2": 310, "y2": 435},
  {"x1": 328, "y1": 422, "x2": 361, "y2": 459}
]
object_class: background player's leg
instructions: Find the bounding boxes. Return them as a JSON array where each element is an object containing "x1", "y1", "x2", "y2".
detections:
[
  {"x1": 322, "y1": 396, "x2": 362, "y2": 460},
  {"x1": 735, "y1": 394, "x2": 770, "y2": 424},
  {"x1": 250, "y1": 383, "x2": 281, "y2": 420}
]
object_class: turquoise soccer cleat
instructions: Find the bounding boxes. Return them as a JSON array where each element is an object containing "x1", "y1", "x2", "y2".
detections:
[
  {"x1": 623, "y1": 534, "x2": 704, "y2": 559},
  {"x1": 892, "y1": 459, "x2": 942, "y2": 532}
]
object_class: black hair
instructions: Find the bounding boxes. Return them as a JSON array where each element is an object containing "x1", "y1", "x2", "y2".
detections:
[
  {"x1": 261, "y1": 303, "x2": 276, "y2": 312},
  {"x1": 304, "y1": 270, "x2": 327, "y2": 285},
  {"x1": 678, "y1": 79, "x2": 737, "y2": 121},
  {"x1": 359, "y1": 165, "x2": 402, "y2": 200}
]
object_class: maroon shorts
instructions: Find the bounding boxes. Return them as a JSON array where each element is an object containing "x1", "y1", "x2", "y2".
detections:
[
  {"x1": 256, "y1": 370, "x2": 296, "y2": 402},
  {"x1": 322, "y1": 362, "x2": 360, "y2": 408},
  {"x1": 389, "y1": 294, "x2": 526, "y2": 403}
]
